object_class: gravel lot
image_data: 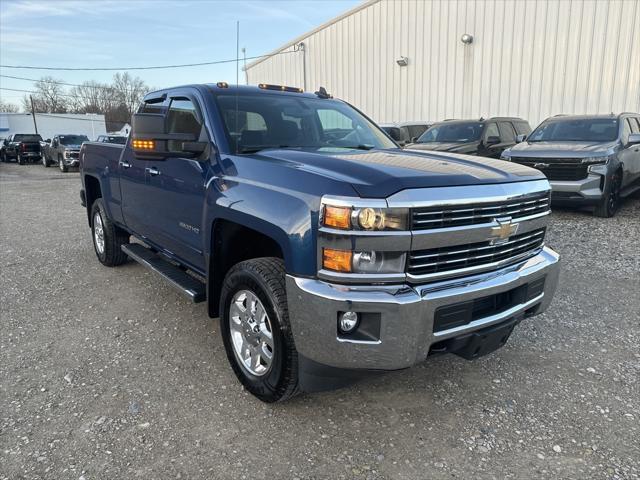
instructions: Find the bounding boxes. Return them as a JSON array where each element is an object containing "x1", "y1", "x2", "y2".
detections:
[{"x1": 1, "y1": 162, "x2": 639, "y2": 480}]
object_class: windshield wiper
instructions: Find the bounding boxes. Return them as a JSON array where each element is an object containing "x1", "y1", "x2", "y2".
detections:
[{"x1": 335, "y1": 144, "x2": 375, "y2": 151}]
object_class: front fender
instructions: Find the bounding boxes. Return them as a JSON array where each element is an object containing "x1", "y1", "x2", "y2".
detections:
[{"x1": 204, "y1": 176, "x2": 318, "y2": 276}]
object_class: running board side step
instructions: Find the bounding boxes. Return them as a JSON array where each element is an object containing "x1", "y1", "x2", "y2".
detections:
[{"x1": 121, "y1": 244, "x2": 206, "y2": 303}]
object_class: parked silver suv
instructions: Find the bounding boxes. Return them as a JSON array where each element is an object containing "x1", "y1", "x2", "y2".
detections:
[{"x1": 501, "y1": 114, "x2": 640, "y2": 217}]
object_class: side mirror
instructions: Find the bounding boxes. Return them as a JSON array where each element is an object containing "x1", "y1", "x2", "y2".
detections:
[
  {"x1": 628, "y1": 133, "x2": 640, "y2": 146},
  {"x1": 45, "y1": 138, "x2": 51, "y2": 143},
  {"x1": 131, "y1": 113, "x2": 199, "y2": 159},
  {"x1": 411, "y1": 136, "x2": 418, "y2": 143},
  {"x1": 485, "y1": 135, "x2": 501, "y2": 146},
  {"x1": 515, "y1": 134, "x2": 527, "y2": 143}
]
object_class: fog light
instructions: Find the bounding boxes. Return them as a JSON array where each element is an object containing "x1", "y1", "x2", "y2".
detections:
[{"x1": 339, "y1": 311, "x2": 359, "y2": 333}]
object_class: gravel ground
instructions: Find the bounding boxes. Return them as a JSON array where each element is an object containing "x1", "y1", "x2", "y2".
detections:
[{"x1": 1, "y1": 162, "x2": 639, "y2": 480}]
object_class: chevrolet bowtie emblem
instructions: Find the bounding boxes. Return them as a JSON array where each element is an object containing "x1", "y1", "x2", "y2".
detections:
[
  {"x1": 491, "y1": 217, "x2": 519, "y2": 243},
  {"x1": 534, "y1": 162, "x2": 549, "y2": 169}
]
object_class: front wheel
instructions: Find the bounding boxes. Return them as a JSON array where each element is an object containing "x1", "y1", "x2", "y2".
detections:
[
  {"x1": 58, "y1": 156, "x2": 68, "y2": 172},
  {"x1": 42, "y1": 154, "x2": 49, "y2": 167},
  {"x1": 17, "y1": 154, "x2": 24, "y2": 165},
  {"x1": 90, "y1": 199, "x2": 129, "y2": 266},
  {"x1": 220, "y1": 258, "x2": 300, "y2": 402},
  {"x1": 594, "y1": 170, "x2": 622, "y2": 218}
]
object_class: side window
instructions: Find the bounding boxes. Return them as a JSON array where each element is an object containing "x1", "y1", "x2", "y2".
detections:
[
  {"x1": 167, "y1": 98, "x2": 203, "y2": 152},
  {"x1": 498, "y1": 122, "x2": 516, "y2": 143},
  {"x1": 627, "y1": 117, "x2": 639, "y2": 134},
  {"x1": 408, "y1": 125, "x2": 428, "y2": 139},
  {"x1": 484, "y1": 123, "x2": 500, "y2": 140},
  {"x1": 514, "y1": 122, "x2": 532, "y2": 135},
  {"x1": 621, "y1": 118, "x2": 632, "y2": 143}
]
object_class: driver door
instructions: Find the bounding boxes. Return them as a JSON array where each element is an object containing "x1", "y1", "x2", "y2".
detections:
[{"x1": 142, "y1": 94, "x2": 212, "y2": 271}]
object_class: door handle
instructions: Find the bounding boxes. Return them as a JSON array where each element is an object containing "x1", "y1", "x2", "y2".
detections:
[
  {"x1": 145, "y1": 166, "x2": 161, "y2": 176},
  {"x1": 120, "y1": 160, "x2": 132, "y2": 169}
]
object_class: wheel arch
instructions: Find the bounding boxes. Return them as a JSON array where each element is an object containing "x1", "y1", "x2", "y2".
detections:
[{"x1": 207, "y1": 218, "x2": 288, "y2": 318}]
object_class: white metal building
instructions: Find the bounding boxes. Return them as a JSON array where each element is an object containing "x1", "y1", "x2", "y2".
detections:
[
  {"x1": 246, "y1": 0, "x2": 640, "y2": 127},
  {"x1": 0, "y1": 113, "x2": 107, "y2": 141}
]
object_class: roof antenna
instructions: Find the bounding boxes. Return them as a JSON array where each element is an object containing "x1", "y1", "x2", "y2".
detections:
[
  {"x1": 314, "y1": 86, "x2": 332, "y2": 99},
  {"x1": 235, "y1": 20, "x2": 240, "y2": 154}
]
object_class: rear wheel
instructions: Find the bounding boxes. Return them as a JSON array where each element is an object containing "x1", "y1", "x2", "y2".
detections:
[
  {"x1": 17, "y1": 154, "x2": 24, "y2": 165},
  {"x1": 220, "y1": 258, "x2": 300, "y2": 402},
  {"x1": 42, "y1": 154, "x2": 49, "y2": 167},
  {"x1": 594, "y1": 170, "x2": 622, "y2": 218},
  {"x1": 90, "y1": 199, "x2": 129, "y2": 266}
]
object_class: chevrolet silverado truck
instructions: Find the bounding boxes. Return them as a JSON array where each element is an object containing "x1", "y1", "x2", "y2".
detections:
[
  {"x1": 42, "y1": 134, "x2": 90, "y2": 171},
  {"x1": 1, "y1": 133, "x2": 43, "y2": 164},
  {"x1": 79, "y1": 83, "x2": 560, "y2": 402}
]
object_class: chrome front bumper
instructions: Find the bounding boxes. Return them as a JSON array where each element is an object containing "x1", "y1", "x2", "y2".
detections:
[{"x1": 286, "y1": 246, "x2": 560, "y2": 370}]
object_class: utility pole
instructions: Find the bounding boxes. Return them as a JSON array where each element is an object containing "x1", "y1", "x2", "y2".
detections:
[{"x1": 29, "y1": 95, "x2": 38, "y2": 134}]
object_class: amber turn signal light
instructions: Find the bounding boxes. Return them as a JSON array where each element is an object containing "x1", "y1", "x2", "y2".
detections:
[
  {"x1": 132, "y1": 139, "x2": 155, "y2": 150},
  {"x1": 323, "y1": 205, "x2": 351, "y2": 229},
  {"x1": 322, "y1": 248, "x2": 352, "y2": 273}
]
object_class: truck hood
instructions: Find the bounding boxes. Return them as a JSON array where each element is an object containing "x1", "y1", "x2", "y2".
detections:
[
  {"x1": 507, "y1": 141, "x2": 617, "y2": 157},
  {"x1": 253, "y1": 148, "x2": 544, "y2": 198},
  {"x1": 404, "y1": 141, "x2": 479, "y2": 154}
]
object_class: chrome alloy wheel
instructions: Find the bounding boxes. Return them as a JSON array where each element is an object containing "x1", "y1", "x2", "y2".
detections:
[
  {"x1": 229, "y1": 290, "x2": 274, "y2": 376},
  {"x1": 93, "y1": 211, "x2": 105, "y2": 255}
]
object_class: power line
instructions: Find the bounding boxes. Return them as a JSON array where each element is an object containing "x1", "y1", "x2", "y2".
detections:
[{"x1": 0, "y1": 49, "x2": 299, "y2": 72}]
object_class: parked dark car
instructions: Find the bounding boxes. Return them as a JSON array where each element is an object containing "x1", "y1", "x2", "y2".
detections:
[
  {"x1": 96, "y1": 135, "x2": 127, "y2": 145},
  {"x1": 380, "y1": 121, "x2": 433, "y2": 146},
  {"x1": 406, "y1": 117, "x2": 532, "y2": 158},
  {"x1": 1, "y1": 133, "x2": 43, "y2": 164},
  {"x1": 42, "y1": 134, "x2": 90, "y2": 171},
  {"x1": 78, "y1": 83, "x2": 559, "y2": 402},
  {"x1": 502, "y1": 113, "x2": 640, "y2": 217}
]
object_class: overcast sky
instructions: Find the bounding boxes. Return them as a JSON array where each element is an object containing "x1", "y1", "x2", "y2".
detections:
[{"x1": 0, "y1": 0, "x2": 359, "y2": 106}]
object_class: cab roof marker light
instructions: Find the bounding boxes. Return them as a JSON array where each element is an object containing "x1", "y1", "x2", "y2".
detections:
[
  {"x1": 258, "y1": 83, "x2": 303, "y2": 93},
  {"x1": 216, "y1": 82, "x2": 229, "y2": 88}
]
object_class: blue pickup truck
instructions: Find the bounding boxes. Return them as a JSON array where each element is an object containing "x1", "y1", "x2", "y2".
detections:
[{"x1": 79, "y1": 83, "x2": 560, "y2": 402}]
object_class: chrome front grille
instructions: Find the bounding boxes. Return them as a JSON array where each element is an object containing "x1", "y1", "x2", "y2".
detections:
[
  {"x1": 411, "y1": 192, "x2": 550, "y2": 230},
  {"x1": 408, "y1": 228, "x2": 546, "y2": 277}
]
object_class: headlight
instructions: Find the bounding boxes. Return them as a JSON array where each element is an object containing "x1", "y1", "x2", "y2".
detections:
[
  {"x1": 322, "y1": 248, "x2": 406, "y2": 274},
  {"x1": 582, "y1": 155, "x2": 613, "y2": 165},
  {"x1": 322, "y1": 205, "x2": 408, "y2": 231}
]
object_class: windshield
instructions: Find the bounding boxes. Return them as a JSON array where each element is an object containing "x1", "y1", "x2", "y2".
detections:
[
  {"x1": 417, "y1": 122, "x2": 484, "y2": 143},
  {"x1": 215, "y1": 93, "x2": 397, "y2": 153},
  {"x1": 528, "y1": 118, "x2": 619, "y2": 142},
  {"x1": 59, "y1": 135, "x2": 89, "y2": 145},
  {"x1": 14, "y1": 134, "x2": 43, "y2": 142}
]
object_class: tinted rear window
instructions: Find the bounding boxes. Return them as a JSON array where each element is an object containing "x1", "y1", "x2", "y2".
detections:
[{"x1": 14, "y1": 134, "x2": 43, "y2": 142}]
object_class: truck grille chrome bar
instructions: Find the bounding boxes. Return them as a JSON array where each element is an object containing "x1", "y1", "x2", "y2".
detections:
[
  {"x1": 408, "y1": 228, "x2": 546, "y2": 277},
  {"x1": 411, "y1": 192, "x2": 550, "y2": 230}
]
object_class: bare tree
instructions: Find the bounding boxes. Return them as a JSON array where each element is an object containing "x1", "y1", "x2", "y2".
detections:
[
  {"x1": 22, "y1": 76, "x2": 68, "y2": 113},
  {"x1": 111, "y1": 72, "x2": 149, "y2": 118},
  {"x1": 0, "y1": 99, "x2": 20, "y2": 112}
]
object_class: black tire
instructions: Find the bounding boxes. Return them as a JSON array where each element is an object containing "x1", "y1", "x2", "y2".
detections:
[
  {"x1": 58, "y1": 156, "x2": 68, "y2": 173},
  {"x1": 0, "y1": 152, "x2": 5, "y2": 162},
  {"x1": 42, "y1": 154, "x2": 49, "y2": 167},
  {"x1": 17, "y1": 154, "x2": 24, "y2": 165},
  {"x1": 90, "y1": 198, "x2": 129, "y2": 267},
  {"x1": 220, "y1": 257, "x2": 300, "y2": 403},
  {"x1": 594, "y1": 169, "x2": 622, "y2": 218}
]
